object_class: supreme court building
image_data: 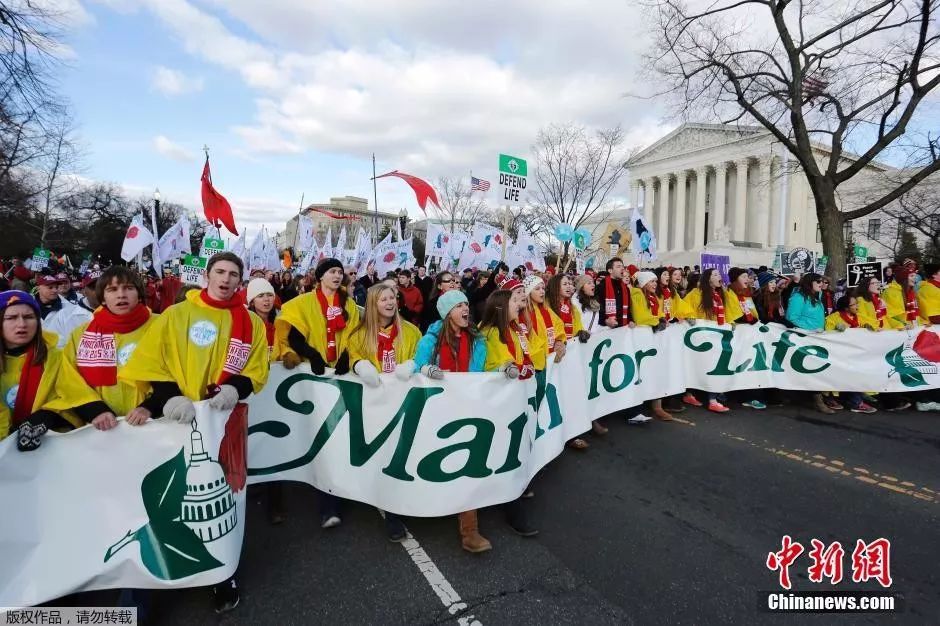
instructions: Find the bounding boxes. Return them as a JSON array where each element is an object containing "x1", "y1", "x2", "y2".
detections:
[{"x1": 624, "y1": 123, "x2": 930, "y2": 268}]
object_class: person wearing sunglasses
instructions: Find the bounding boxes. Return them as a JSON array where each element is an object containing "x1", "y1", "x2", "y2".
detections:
[{"x1": 420, "y1": 271, "x2": 460, "y2": 331}]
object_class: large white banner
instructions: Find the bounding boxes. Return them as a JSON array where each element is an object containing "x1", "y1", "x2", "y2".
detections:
[{"x1": 1, "y1": 324, "x2": 937, "y2": 606}]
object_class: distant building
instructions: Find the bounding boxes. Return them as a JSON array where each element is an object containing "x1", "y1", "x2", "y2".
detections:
[{"x1": 277, "y1": 196, "x2": 400, "y2": 250}]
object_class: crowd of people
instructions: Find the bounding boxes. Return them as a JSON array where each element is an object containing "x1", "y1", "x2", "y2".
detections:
[{"x1": 1, "y1": 251, "x2": 939, "y2": 617}]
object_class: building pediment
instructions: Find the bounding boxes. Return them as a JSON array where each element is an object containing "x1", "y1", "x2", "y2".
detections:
[{"x1": 627, "y1": 123, "x2": 767, "y2": 167}]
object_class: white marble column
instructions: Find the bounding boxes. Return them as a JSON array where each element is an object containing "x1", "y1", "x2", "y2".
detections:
[
  {"x1": 660, "y1": 175, "x2": 672, "y2": 251},
  {"x1": 755, "y1": 157, "x2": 772, "y2": 246},
  {"x1": 630, "y1": 180, "x2": 641, "y2": 211},
  {"x1": 693, "y1": 166, "x2": 707, "y2": 249},
  {"x1": 733, "y1": 159, "x2": 749, "y2": 242},
  {"x1": 713, "y1": 163, "x2": 728, "y2": 239},
  {"x1": 673, "y1": 170, "x2": 687, "y2": 252},
  {"x1": 643, "y1": 176, "x2": 657, "y2": 237}
]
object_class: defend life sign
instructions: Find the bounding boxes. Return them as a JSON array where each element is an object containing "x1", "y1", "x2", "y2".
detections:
[
  {"x1": 498, "y1": 153, "x2": 527, "y2": 205},
  {"x1": 200, "y1": 237, "x2": 225, "y2": 260},
  {"x1": 181, "y1": 254, "x2": 208, "y2": 287}
]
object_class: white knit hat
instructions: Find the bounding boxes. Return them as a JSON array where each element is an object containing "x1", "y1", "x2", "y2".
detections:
[
  {"x1": 246, "y1": 278, "x2": 275, "y2": 304},
  {"x1": 635, "y1": 271, "x2": 657, "y2": 290},
  {"x1": 523, "y1": 275, "x2": 544, "y2": 296}
]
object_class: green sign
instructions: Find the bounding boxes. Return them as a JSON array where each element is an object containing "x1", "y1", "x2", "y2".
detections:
[
  {"x1": 200, "y1": 238, "x2": 225, "y2": 260},
  {"x1": 815, "y1": 255, "x2": 829, "y2": 274},
  {"x1": 181, "y1": 254, "x2": 208, "y2": 286},
  {"x1": 498, "y1": 153, "x2": 528, "y2": 205},
  {"x1": 853, "y1": 244, "x2": 868, "y2": 259},
  {"x1": 498, "y1": 154, "x2": 527, "y2": 177},
  {"x1": 30, "y1": 247, "x2": 51, "y2": 270}
]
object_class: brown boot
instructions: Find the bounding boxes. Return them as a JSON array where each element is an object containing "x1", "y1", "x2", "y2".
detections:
[
  {"x1": 813, "y1": 393, "x2": 835, "y2": 415},
  {"x1": 458, "y1": 510, "x2": 492, "y2": 553}
]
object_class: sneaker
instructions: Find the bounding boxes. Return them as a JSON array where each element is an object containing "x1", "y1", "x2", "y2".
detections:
[
  {"x1": 708, "y1": 400, "x2": 730, "y2": 413},
  {"x1": 682, "y1": 393, "x2": 703, "y2": 407},
  {"x1": 886, "y1": 400, "x2": 911, "y2": 412},
  {"x1": 385, "y1": 516, "x2": 408, "y2": 543},
  {"x1": 320, "y1": 514, "x2": 342, "y2": 529},
  {"x1": 916, "y1": 402, "x2": 934, "y2": 412},
  {"x1": 823, "y1": 397, "x2": 844, "y2": 410},
  {"x1": 850, "y1": 402, "x2": 877, "y2": 414},
  {"x1": 627, "y1": 414, "x2": 653, "y2": 424},
  {"x1": 742, "y1": 400, "x2": 767, "y2": 410},
  {"x1": 212, "y1": 578, "x2": 240, "y2": 614}
]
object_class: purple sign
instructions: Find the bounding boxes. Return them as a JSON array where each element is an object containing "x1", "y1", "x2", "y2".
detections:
[{"x1": 700, "y1": 253, "x2": 731, "y2": 283}]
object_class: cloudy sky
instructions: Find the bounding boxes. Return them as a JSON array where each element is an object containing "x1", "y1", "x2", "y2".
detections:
[{"x1": 57, "y1": 0, "x2": 675, "y2": 237}]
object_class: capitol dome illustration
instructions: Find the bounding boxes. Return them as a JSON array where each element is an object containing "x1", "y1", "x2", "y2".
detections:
[{"x1": 181, "y1": 423, "x2": 237, "y2": 542}]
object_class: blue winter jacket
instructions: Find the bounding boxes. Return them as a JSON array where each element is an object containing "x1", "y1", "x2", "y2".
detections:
[
  {"x1": 785, "y1": 290, "x2": 825, "y2": 331},
  {"x1": 414, "y1": 320, "x2": 487, "y2": 372}
]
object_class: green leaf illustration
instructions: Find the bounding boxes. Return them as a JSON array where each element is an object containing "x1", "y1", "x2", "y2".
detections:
[
  {"x1": 885, "y1": 345, "x2": 927, "y2": 388},
  {"x1": 132, "y1": 520, "x2": 223, "y2": 580},
  {"x1": 141, "y1": 447, "x2": 187, "y2": 524}
]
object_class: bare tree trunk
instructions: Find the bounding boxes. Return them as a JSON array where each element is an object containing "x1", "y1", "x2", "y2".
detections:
[{"x1": 813, "y1": 180, "x2": 846, "y2": 279}]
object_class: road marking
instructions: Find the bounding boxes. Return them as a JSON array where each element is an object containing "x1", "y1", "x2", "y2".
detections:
[
  {"x1": 379, "y1": 512, "x2": 482, "y2": 625},
  {"x1": 670, "y1": 416, "x2": 696, "y2": 426},
  {"x1": 720, "y1": 433, "x2": 938, "y2": 505}
]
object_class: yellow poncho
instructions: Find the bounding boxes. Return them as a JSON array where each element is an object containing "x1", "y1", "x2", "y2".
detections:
[
  {"x1": 274, "y1": 290, "x2": 360, "y2": 365},
  {"x1": 1, "y1": 331, "x2": 83, "y2": 438},
  {"x1": 629, "y1": 289, "x2": 662, "y2": 327},
  {"x1": 527, "y1": 304, "x2": 564, "y2": 371},
  {"x1": 481, "y1": 325, "x2": 526, "y2": 373},
  {"x1": 883, "y1": 282, "x2": 927, "y2": 326},
  {"x1": 56, "y1": 314, "x2": 158, "y2": 417},
  {"x1": 724, "y1": 290, "x2": 758, "y2": 324},
  {"x1": 119, "y1": 290, "x2": 270, "y2": 401},
  {"x1": 917, "y1": 280, "x2": 939, "y2": 322},
  {"x1": 683, "y1": 288, "x2": 722, "y2": 322},
  {"x1": 856, "y1": 297, "x2": 902, "y2": 330},
  {"x1": 346, "y1": 319, "x2": 422, "y2": 371}
]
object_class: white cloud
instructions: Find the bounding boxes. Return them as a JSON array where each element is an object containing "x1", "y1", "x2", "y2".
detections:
[
  {"x1": 151, "y1": 65, "x2": 204, "y2": 96},
  {"x1": 152, "y1": 135, "x2": 196, "y2": 162}
]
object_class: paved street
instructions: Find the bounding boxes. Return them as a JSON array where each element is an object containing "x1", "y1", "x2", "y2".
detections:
[{"x1": 62, "y1": 402, "x2": 939, "y2": 625}]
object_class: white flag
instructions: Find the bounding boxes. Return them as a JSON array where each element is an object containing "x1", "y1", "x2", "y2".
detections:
[
  {"x1": 120, "y1": 215, "x2": 154, "y2": 262},
  {"x1": 353, "y1": 227, "x2": 372, "y2": 275},
  {"x1": 296, "y1": 215, "x2": 315, "y2": 252},
  {"x1": 336, "y1": 226, "x2": 347, "y2": 252},
  {"x1": 629, "y1": 206, "x2": 657, "y2": 263},
  {"x1": 322, "y1": 226, "x2": 334, "y2": 260},
  {"x1": 264, "y1": 235, "x2": 280, "y2": 271},
  {"x1": 248, "y1": 231, "x2": 267, "y2": 271},
  {"x1": 157, "y1": 216, "x2": 191, "y2": 262},
  {"x1": 426, "y1": 223, "x2": 451, "y2": 257}
]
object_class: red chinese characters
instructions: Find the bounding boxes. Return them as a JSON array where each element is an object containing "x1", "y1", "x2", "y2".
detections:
[
  {"x1": 767, "y1": 536, "x2": 893, "y2": 589},
  {"x1": 766, "y1": 535, "x2": 804, "y2": 590},
  {"x1": 807, "y1": 539, "x2": 845, "y2": 584},
  {"x1": 851, "y1": 538, "x2": 893, "y2": 588}
]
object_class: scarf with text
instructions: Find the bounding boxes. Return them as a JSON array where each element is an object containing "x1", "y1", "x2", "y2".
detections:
[
  {"x1": 316, "y1": 287, "x2": 346, "y2": 362},
  {"x1": 558, "y1": 299, "x2": 574, "y2": 336},
  {"x1": 871, "y1": 293, "x2": 887, "y2": 328},
  {"x1": 646, "y1": 291, "x2": 659, "y2": 317},
  {"x1": 438, "y1": 330, "x2": 471, "y2": 372},
  {"x1": 377, "y1": 324, "x2": 399, "y2": 373},
  {"x1": 12, "y1": 346, "x2": 43, "y2": 428},
  {"x1": 662, "y1": 287, "x2": 672, "y2": 320},
  {"x1": 505, "y1": 320, "x2": 534, "y2": 380},
  {"x1": 839, "y1": 311, "x2": 859, "y2": 328},
  {"x1": 533, "y1": 304, "x2": 556, "y2": 351},
  {"x1": 904, "y1": 287, "x2": 920, "y2": 322},
  {"x1": 736, "y1": 291, "x2": 755, "y2": 323},
  {"x1": 76, "y1": 304, "x2": 150, "y2": 387},
  {"x1": 200, "y1": 289, "x2": 253, "y2": 385},
  {"x1": 604, "y1": 276, "x2": 629, "y2": 325},
  {"x1": 712, "y1": 291, "x2": 726, "y2": 325}
]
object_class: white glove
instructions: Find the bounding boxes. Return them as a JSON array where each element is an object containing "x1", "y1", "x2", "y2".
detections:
[
  {"x1": 208, "y1": 384, "x2": 239, "y2": 411},
  {"x1": 395, "y1": 359, "x2": 416, "y2": 381},
  {"x1": 502, "y1": 362, "x2": 520, "y2": 379},
  {"x1": 420, "y1": 364, "x2": 444, "y2": 380},
  {"x1": 164, "y1": 396, "x2": 196, "y2": 423},
  {"x1": 353, "y1": 360, "x2": 381, "y2": 387}
]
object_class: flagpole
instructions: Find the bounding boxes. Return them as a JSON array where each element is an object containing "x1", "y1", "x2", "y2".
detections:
[
  {"x1": 292, "y1": 192, "x2": 305, "y2": 252},
  {"x1": 372, "y1": 153, "x2": 379, "y2": 246}
]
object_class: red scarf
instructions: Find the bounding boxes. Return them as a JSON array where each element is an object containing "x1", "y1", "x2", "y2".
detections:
[
  {"x1": 904, "y1": 287, "x2": 920, "y2": 321},
  {"x1": 505, "y1": 321, "x2": 534, "y2": 379},
  {"x1": 712, "y1": 291, "x2": 726, "y2": 325},
  {"x1": 76, "y1": 304, "x2": 150, "y2": 387},
  {"x1": 316, "y1": 287, "x2": 346, "y2": 362},
  {"x1": 736, "y1": 291, "x2": 755, "y2": 323},
  {"x1": 439, "y1": 330, "x2": 471, "y2": 372},
  {"x1": 199, "y1": 290, "x2": 253, "y2": 385},
  {"x1": 533, "y1": 305, "x2": 556, "y2": 351},
  {"x1": 930, "y1": 279, "x2": 940, "y2": 289},
  {"x1": 871, "y1": 293, "x2": 887, "y2": 328},
  {"x1": 262, "y1": 319, "x2": 275, "y2": 348},
  {"x1": 662, "y1": 287, "x2": 673, "y2": 320},
  {"x1": 12, "y1": 346, "x2": 43, "y2": 428},
  {"x1": 647, "y1": 291, "x2": 659, "y2": 317},
  {"x1": 377, "y1": 324, "x2": 398, "y2": 373},
  {"x1": 604, "y1": 276, "x2": 629, "y2": 325},
  {"x1": 839, "y1": 311, "x2": 859, "y2": 328},
  {"x1": 558, "y1": 299, "x2": 574, "y2": 336}
]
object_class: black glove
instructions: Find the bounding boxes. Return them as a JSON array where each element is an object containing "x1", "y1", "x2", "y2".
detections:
[
  {"x1": 577, "y1": 330, "x2": 591, "y2": 343},
  {"x1": 334, "y1": 351, "x2": 350, "y2": 375},
  {"x1": 308, "y1": 349, "x2": 326, "y2": 375},
  {"x1": 288, "y1": 326, "x2": 326, "y2": 374},
  {"x1": 653, "y1": 320, "x2": 668, "y2": 333},
  {"x1": 17, "y1": 420, "x2": 49, "y2": 452}
]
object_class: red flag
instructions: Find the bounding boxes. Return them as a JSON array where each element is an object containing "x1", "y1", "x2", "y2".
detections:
[
  {"x1": 374, "y1": 170, "x2": 441, "y2": 214},
  {"x1": 201, "y1": 158, "x2": 238, "y2": 235}
]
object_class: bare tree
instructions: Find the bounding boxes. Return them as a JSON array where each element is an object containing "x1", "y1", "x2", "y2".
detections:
[
  {"x1": 879, "y1": 179, "x2": 940, "y2": 261},
  {"x1": 38, "y1": 118, "x2": 80, "y2": 247},
  {"x1": 649, "y1": 0, "x2": 940, "y2": 277},
  {"x1": 529, "y1": 123, "x2": 629, "y2": 263},
  {"x1": 432, "y1": 175, "x2": 489, "y2": 231}
]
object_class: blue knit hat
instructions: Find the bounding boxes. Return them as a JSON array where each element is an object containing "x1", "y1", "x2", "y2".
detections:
[
  {"x1": 0, "y1": 290, "x2": 41, "y2": 317},
  {"x1": 436, "y1": 290, "x2": 468, "y2": 319}
]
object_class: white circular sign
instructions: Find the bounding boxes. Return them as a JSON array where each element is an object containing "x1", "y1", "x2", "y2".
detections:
[{"x1": 188, "y1": 321, "x2": 219, "y2": 347}]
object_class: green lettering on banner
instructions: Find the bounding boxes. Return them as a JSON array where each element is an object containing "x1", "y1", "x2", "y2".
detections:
[
  {"x1": 416, "y1": 419, "x2": 496, "y2": 482},
  {"x1": 495, "y1": 412, "x2": 528, "y2": 475},
  {"x1": 684, "y1": 327, "x2": 739, "y2": 375},
  {"x1": 791, "y1": 345, "x2": 831, "y2": 374},
  {"x1": 603, "y1": 353, "x2": 636, "y2": 392}
]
